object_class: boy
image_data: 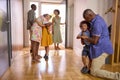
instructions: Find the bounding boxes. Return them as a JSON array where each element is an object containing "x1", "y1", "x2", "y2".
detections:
[{"x1": 76, "y1": 20, "x2": 91, "y2": 74}]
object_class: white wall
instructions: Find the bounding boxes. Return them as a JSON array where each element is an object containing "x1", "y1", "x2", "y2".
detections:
[
  {"x1": 86, "y1": 0, "x2": 113, "y2": 26},
  {"x1": 23, "y1": 0, "x2": 29, "y2": 47},
  {"x1": 11, "y1": 0, "x2": 23, "y2": 50},
  {"x1": 73, "y1": 0, "x2": 87, "y2": 55},
  {"x1": 72, "y1": 0, "x2": 113, "y2": 55}
]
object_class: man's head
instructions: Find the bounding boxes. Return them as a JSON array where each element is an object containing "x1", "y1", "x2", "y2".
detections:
[
  {"x1": 83, "y1": 9, "x2": 96, "y2": 22},
  {"x1": 31, "y1": 4, "x2": 36, "y2": 11}
]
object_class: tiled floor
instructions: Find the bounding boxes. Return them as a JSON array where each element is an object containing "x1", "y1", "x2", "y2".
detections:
[{"x1": 0, "y1": 48, "x2": 120, "y2": 80}]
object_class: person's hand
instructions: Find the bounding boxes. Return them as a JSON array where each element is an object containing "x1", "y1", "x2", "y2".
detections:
[
  {"x1": 81, "y1": 36, "x2": 88, "y2": 39},
  {"x1": 45, "y1": 23, "x2": 52, "y2": 27},
  {"x1": 76, "y1": 35, "x2": 81, "y2": 39},
  {"x1": 81, "y1": 38, "x2": 85, "y2": 45},
  {"x1": 60, "y1": 22, "x2": 65, "y2": 25},
  {"x1": 45, "y1": 23, "x2": 50, "y2": 27}
]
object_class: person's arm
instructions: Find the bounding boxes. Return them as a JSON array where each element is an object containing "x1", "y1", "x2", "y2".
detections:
[
  {"x1": 44, "y1": 22, "x2": 52, "y2": 27},
  {"x1": 81, "y1": 39, "x2": 85, "y2": 45},
  {"x1": 76, "y1": 35, "x2": 81, "y2": 39},
  {"x1": 35, "y1": 18, "x2": 45, "y2": 27},
  {"x1": 60, "y1": 23, "x2": 65, "y2": 25},
  {"x1": 28, "y1": 11, "x2": 35, "y2": 25},
  {"x1": 76, "y1": 32, "x2": 83, "y2": 39},
  {"x1": 81, "y1": 36, "x2": 99, "y2": 44},
  {"x1": 76, "y1": 32, "x2": 85, "y2": 45}
]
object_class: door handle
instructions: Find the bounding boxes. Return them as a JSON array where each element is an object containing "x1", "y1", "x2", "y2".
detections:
[{"x1": 6, "y1": 21, "x2": 10, "y2": 24}]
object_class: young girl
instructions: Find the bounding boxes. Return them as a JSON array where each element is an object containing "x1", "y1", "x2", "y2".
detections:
[
  {"x1": 52, "y1": 9, "x2": 64, "y2": 50},
  {"x1": 76, "y1": 21, "x2": 91, "y2": 74},
  {"x1": 41, "y1": 14, "x2": 53, "y2": 60}
]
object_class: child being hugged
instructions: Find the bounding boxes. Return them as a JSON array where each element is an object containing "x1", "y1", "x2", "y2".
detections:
[
  {"x1": 41, "y1": 14, "x2": 53, "y2": 60},
  {"x1": 76, "y1": 20, "x2": 91, "y2": 74}
]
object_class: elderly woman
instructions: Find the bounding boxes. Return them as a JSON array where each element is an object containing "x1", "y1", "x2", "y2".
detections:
[{"x1": 31, "y1": 14, "x2": 52, "y2": 62}]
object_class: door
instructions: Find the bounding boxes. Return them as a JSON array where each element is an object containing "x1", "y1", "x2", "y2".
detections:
[
  {"x1": 0, "y1": 0, "x2": 11, "y2": 77},
  {"x1": 69, "y1": 4, "x2": 74, "y2": 48}
]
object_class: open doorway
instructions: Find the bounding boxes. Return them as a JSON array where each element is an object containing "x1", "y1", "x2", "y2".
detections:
[
  {"x1": 29, "y1": 1, "x2": 66, "y2": 49},
  {"x1": 41, "y1": 3, "x2": 66, "y2": 48}
]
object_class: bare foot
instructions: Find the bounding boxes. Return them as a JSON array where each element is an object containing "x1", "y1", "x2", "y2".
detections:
[
  {"x1": 32, "y1": 59, "x2": 40, "y2": 63},
  {"x1": 55, "y1": 46, "x2": 57, "y2": 50},
  {"x1": 37, "y1": 55, "x2": 42, "y2": 59},
  {"x1": 35, "y1": 59, "x2": 40, "y2": 62},
  {"x1": 32, "y1": 59, "x2": 36, "y2": 62},
  {"x1": 57, "y1": 47, "x2": 61, "y2": 50}
]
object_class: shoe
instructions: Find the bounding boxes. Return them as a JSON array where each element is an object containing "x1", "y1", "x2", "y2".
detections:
[
  {"x1": 44, "y1": 54, "x2": 48, "y2": 60},
  {"x1": 81, "y1": 67, "x2": 86, "y2": 73},
  {"x1": 81, "y1": 66, "x2": 90, "y2": 74},
  {"x1": 83, "y1": 68, "x2": 90, "y2": 74}
]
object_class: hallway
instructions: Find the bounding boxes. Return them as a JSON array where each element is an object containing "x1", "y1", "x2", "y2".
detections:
[
  {"x1": 0, "y1": 0, "x2": 120, "y2": 79},
  {"x1": 1, "y1": 49, "x2": 120, "y2": 80}
]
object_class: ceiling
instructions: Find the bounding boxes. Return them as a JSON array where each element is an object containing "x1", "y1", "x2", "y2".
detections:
[{"x1": 40, "y1": 0, "x2": 64, "y2": 3}]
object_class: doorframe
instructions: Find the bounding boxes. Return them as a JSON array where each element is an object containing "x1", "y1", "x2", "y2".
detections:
[
  {"x1": 7, "y1": 0, "x2": 12, "y2": 66},
  {"x1": 65, "y1": 0, "x2": 68, "y2": 48},
  {"x1": 23, "y1": 0, "x2": 68, "y2": 48}
]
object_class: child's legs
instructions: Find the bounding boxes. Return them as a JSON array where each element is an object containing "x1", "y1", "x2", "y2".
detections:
[
  {"x1": 82, "y1": 45, "x2": 90, "y2": 68},
  {"x1": 45, "y1": 46, "x2": 49, "y2": 55},
  {"x1": 82, "y1": 56, "x2": 88, "y2": 67},
  {"x1": 88, "y1": 58, "x2": 92, "y2": 69}
]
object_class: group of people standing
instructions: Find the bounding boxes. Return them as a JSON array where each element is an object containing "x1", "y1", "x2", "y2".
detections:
[
  {"x1": 27, "y1": 4, "x2": 120, "y2": 80},
  {"x1": 27, "y1": 4, "x2": 64, "y2": 62}
]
